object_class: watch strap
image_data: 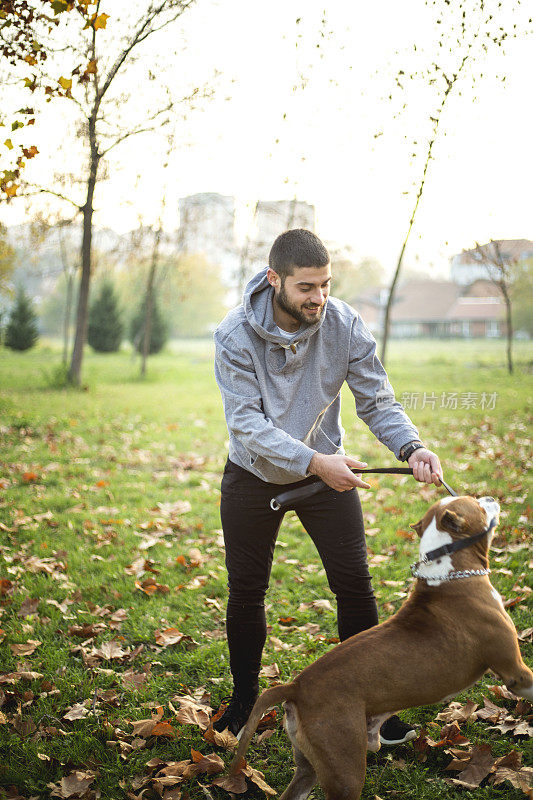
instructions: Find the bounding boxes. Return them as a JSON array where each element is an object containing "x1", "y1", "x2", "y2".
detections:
[{"x1": 399, "y1": 441, "x2": 425, "y2": 462}]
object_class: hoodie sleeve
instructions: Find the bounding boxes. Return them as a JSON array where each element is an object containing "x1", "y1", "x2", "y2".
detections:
[
  {"x1": 346, "y1": 314, "x2": 420, "y2": 458},
  {"x1": 214, "y1": 330, "x2": 316, "y2": 477}
]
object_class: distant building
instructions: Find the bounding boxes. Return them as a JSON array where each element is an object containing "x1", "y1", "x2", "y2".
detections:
[
  {"x1": 179, "y1": 193, "x2": 237, "y2": 268},
  {"x1": 450, "y1": 238, "x2": 533, "y2": 285},
  {"x1": 388, "y1": 279, "x2": 506, "y2": 338}
]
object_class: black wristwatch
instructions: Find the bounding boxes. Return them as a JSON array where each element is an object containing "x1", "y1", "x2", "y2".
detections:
[{"x1": 399, "y1": 440, "x2": 426, "y2": 462}]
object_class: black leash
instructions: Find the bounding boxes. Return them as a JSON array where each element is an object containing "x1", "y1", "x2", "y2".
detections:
[{"x1": 270, "y1": 467, "x2": 457, "y2": 511}]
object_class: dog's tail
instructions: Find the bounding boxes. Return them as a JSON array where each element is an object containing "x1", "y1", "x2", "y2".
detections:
[{"x1": 229, "y1": 682, "x2": 295, "y2": 777}]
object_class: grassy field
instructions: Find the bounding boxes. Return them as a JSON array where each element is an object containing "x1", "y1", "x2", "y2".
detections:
[{"x1": 0, "y1": 338, "x2": 532, "y2": 799}]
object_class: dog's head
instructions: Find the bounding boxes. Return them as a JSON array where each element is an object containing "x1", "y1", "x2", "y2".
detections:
[{"x1": 411, "y1": 495, "x2": 500, "y2": 542}]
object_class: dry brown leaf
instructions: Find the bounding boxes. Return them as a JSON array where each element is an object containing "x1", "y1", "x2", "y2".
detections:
[
  {"x1": 68, "y1": 623, "x2": 106, "y2": 639},
  {"x1": 9, "y1": 639, "x2": 41, "y2": 656},
  {"x1": 493, "y1": 750, "x2": 523, "y2": 771},
  {"x1": 475, "y1": 696, "x2": 506, "y2": 723},
  {"x1": 212, "y1": 773, "x2": 247, "y2": 793},
  {"x1": 188, "y1": 547, "x2": 206, "y2": 567},
  {"x1": 131, "y1": 717, "x2": 159, "y2": 737},
  {"x1": 310, "y1": 599, "x2": 334, "y2": 612},
  {"x1": 243, "y1": 764, "x2": 277, "y2": 795},
  {"x1": 436, "y1": 699, "x2": 478, "y2": 723},
  {"x1": 49, "y1": 769, "x2": 97, "y2": 798},
  {"x1": 63, "y1": 702, "x2": 89, "y2": 721},
  {"x1": 151, "y1": 721, "x2": 176, "y2": 738},
  {"x1": 135, "y1": 577, "x2": 170, "y2": 595},
  {"x1": 447, "y1": 744, "x2": 495, "y2": 788},
  {"x1": 518, "y1": 627, "x2": 533, "y2": 642},
  {"x1": 438, "y1": 721, "x2": 470, "y2": 746},
  {"x1": 155, "y1": 628, "x2": 193, "y2": 648},
  {"x1": 121, "y1": 670, "x2": 148, "y2": 691},
  {"x1": 0, "y1": 578, "x2": 14, "y2": 595},
  {"x1": 487, "y1": 684, "x2": 518, "y2": 701},
  {"x1": 256, "y1": 728, "x2": 276, "y2": 743},
  {"x1": 0, "y1": 670, "x2": 43, "y2": 684},
  {"x1": 91, "y1": 640, "x2": 129, "y2": 660},
  {"x1": 182, "y1": 749, "x2": 224, "y2": 777},
  {"x1": 259, "y1": 663, "x2": 280, "y2": 680},
  {"x1": 492, "y1": 765, "x2": 533, "y2": 796},
  {"x1": 17, "y1": 597, "x2": 40, "y2": 617},
  {"x1": 174, "y1": 697, "x2": 211, "y2": 729},
  {"x1": 203, "y1": 725, "x2": 239, "y2": 749}
]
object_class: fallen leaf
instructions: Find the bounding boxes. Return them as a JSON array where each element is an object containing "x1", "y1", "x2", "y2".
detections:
[
  {"x1": 131, "y1": 717, "x2": 159, "y2": 737},
  {"x1": 447, "y1": 744, "x2": 495, "y2": 788},
  {"x1": 311, "y1": 599, "x2": 334, "y2": 612},
  {"x1": 151, "y1": 721, "x2": 176, "y2": 737},
  {"x1": 203, "y1": 725, "x2": 239, "y2": 749},
  {"x1": 90, "y1": 640, "x2": 129, "y2": 660},
  {"x1": 63, "y1": 702, "x2": 89, "y2": 721},
  {"x1": 49, "y1": 769, "x2": 97, "y2": 798},
  {"x1": 436, "y1": 699, "x2": 478, "y2": 723},
  {"x1": 155, "y1": 628, "x2": 191, "y2": 648},
  {"x1": 68, "y1": 623, "x2": 106, "y2": 638},
  {"x1": 121, "y1": 670, "x2": 148, "y2": 691},
  {"x1": 487, "y1": 684, "x2": 518, "y2": 701},
  {"x1": 212, "y1": 773, "x2": 247, "y2": 792},
  {"x1": 10, "y1": 639, "x2": 41, "y2": 656},
  {"x1": 182, "y1": 749, "x2": 224, "y2": 777},
  {"x1": 259, "y1": 663, "x2": 280, "y2": 680},
  {"x1": 17, "y1": 598, "x2": 40, "y2": 617},
  {"x1": 243, "y1": 764, "x2": 277, "y2": 794},
  {"x1": 0, "y1": 578, "x2": 14, "y2": 595},
  {"x1": 174, "y1": 696, "x2": 211, "y2": 729},
  {"x1": 136, "y1": 578, "x2": 169, "y2": 595}
]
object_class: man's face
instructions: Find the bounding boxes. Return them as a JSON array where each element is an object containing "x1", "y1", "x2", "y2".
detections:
[{"x1": 268, "y1": 264, "x2": 332, "y2": 327}]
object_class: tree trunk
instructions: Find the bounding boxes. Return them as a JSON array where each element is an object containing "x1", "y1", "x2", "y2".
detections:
[
  {"x1": 64, "y1": 272, "x2": 74, "y2": 365},
  {"x1": 380, "y1": 209, "x2": 418, "y2": 366},
  {"x1": 69, "y1": 132, "x2": 99, "y2": 385},
  {"x1": 141, "y1": 226, "x2": 161, "y2": 377},
  {"x1": 501, "y1": 281, "x2": 513, "y2": 375}
]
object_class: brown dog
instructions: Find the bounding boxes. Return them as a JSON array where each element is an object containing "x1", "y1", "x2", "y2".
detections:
[{"x1": 229, "y1": 496, "x2": 533, "y2": 800}]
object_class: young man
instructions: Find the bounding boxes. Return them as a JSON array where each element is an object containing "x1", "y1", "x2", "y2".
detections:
[{"x1": 213, "y1": 229, "x2": 442, "y2": 744}]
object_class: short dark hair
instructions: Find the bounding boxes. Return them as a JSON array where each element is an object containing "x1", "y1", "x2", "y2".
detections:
[{"x1": 268, "y1": 229, "x2": 330, "y2": 278}]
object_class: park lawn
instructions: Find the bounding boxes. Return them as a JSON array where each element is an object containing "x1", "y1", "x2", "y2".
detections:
[{"x1": 0, "y1": 338, "x2": 531, "y2": 800}]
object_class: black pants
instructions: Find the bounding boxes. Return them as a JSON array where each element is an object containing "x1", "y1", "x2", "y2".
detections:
[{"x1": 220, "y1": 459, "x2": 378, "y2": 700}]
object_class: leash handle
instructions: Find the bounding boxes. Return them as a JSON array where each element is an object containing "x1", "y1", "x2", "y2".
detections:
[{"x1": 270, "y1": 467, "x2": 413, "y2": 511}]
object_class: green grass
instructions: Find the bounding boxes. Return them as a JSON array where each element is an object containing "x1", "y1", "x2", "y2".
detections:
[{"x1": 0, "y1": 338, "x2": 531, "y2": 799}]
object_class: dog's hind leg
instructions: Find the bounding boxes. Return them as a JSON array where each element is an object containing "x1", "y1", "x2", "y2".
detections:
[
  {"x1": 307, "y1": 711, "x2": 368, "y2": 800},
  {"x1": 281, "y1": 701, "x2": 317, "y2": 800},
  {"x1": 279, "y1": 746, "x2": 317, "y2": 800}
]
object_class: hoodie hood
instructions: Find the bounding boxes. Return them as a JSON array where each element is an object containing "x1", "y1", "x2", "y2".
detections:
[{"x1": 243, "y1": 267, "x2": 327, "y2": 346}]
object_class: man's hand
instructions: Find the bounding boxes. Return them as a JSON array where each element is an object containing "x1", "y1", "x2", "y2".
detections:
[
  {"x1": 408, "y1": 448, "x2": 442, "y2": 486},
  {"x1": 308, "y1": 453, "x2": 371, "y2": 492}
]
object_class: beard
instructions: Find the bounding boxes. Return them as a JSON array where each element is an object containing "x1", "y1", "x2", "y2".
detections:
[{"x1": 275, "y1": 284, "x2": 326, "y2": 327}]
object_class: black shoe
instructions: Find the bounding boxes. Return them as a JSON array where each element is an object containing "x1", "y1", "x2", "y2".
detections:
[
  {"x1": 213, "y1": 694, "x2": 257, "y2": 737},
  {"x1": 379, "y1": 715, "x2": 417, "y2": 746}
]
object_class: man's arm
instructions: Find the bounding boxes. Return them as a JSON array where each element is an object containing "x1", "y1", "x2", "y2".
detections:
[
  {"x1": 214, "y1": 331, "x2": 316, "y2": 477},
  {"x1": 346, "y1": 315, "x2": 442, "y2": 485}
]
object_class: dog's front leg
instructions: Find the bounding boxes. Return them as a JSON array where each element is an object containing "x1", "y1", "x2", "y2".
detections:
[{"x1": 487, "y1": 634, "x2": 533, "y2": 701}]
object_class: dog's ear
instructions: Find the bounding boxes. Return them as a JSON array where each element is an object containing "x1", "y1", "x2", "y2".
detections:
[
  {"x1": 441, "y1": 509, "x2": 465, "y2": 533},
  {"x1": 410, "y1": 520, "x2": 423, "y2": 537}
]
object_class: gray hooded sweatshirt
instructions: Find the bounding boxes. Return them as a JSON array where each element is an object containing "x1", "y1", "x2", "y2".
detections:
[{"x1": 214, "y1": 268, "x2": 419, "y2": 484}]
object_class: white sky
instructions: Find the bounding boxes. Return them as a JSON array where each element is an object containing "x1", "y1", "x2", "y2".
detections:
[{"x1": 2, "y1": 0, "x2": 532, "y2": 277}]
